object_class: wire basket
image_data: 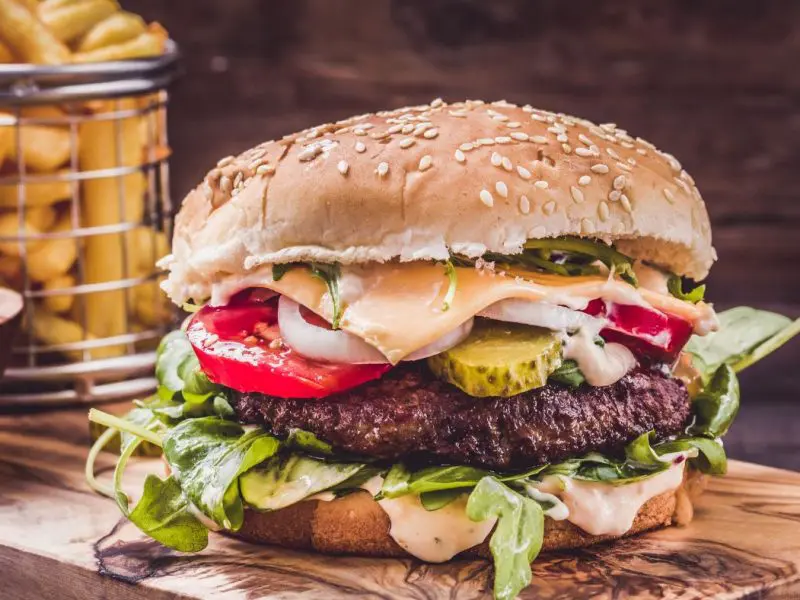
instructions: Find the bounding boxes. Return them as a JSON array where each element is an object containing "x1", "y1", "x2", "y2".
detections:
[{"x1": 0, "y1": 45, "x2": 180, "y2": 406}]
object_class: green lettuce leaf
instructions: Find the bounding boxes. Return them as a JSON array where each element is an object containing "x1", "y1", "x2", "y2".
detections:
[
  {"x1": 286, "y1": 429, "x2": 335, "y2": 456},
  {"x1": 687, "y1": 364, "x2": 739, "y2": 438},
  {"x1": 685, "y1": 307, "x2": 799, "y2": 381},
  {"x1": 420, "y1": 489, "x2": 464, "y2": 511},
  {"x1": 163, "y1": 417, "x2": 281, "y2": 530},
  {"x1": 548, "y1": 359, "x2": 585, "y2": 388},
  {"x1": 667, "y1": 275, "x2": 705, "y2": 304},
  {"x1": 523, "y1": 237, "x2": 637, "y2": 286},
  {"x1": 240, "y1": 453, "x2": 366, "y2": 511},
  {"x1": 466, "y1": 477, "x2": 544, "y2": 600}
]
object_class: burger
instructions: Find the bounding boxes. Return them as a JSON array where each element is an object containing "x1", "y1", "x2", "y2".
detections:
[{"x1": 87, "y1": 99, "x2": 799, "y2": 599}]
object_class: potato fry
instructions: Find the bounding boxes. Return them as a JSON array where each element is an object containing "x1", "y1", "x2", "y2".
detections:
[
  {"x1": 0, "y1": 175, "x2": 71, "y2": 208},
  {"x1": 25, "y1": 205, "x2": 58, "y2": 230},
  {"x1": 42, "y1": 273, "x2": 75, "y2": 314},
  {"x1": 0, "y1": 211, "x2": 44, "y2": 256},
  {"x1": 7, "y1": 124, "x2": 71, "y2": 172},
  {"x1": 25, "y1": 214, "x2": 77, "y2": 282},
  {"x1": 30, "y1": 309, "x2": 118, "y2": 361},
  {"x1": 0, "y1": 0, "x2": 71, "y2": 65},
  {"x1": 38, "y1": 0, "x2": 80, "y2": 13},
  {"x1": 133, "y1": 281, "x2": 169, "y2": 327},
  {"x1": 76, "y1": 11, "x2": 145, "y2": 52},
  {"x1": 20, "y1": 105, "x2": 65, "y2": 121},
  {"x1": 39, "y1": 0, "x2": 119, "y2": 44},
  {"x1": 16, "y1": 0, "x2": 41, "y2": 12},
  {"x1": 72, "y1": 30, "x2": 162, "y2": 63},
  {"x1": 0, "y1": 39, "x2": 14, "y2": 63}
]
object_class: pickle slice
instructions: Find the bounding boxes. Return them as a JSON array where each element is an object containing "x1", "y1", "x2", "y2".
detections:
[{"x1": 427, "y1": 321, "x2": 562, "y2": 397}]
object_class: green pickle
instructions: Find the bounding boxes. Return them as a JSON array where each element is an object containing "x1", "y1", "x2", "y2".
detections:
[{"x1": 428, "y1": 321, "x2": 562, "y2": 397}]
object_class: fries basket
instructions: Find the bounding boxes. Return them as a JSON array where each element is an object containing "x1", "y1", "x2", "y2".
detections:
[{"x1": 0, "y1": 44, "x2": 180, "y2": 405}]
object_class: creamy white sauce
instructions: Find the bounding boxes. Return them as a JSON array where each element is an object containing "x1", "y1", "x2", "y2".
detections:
[
  {"x1": 533, "y1": 461, "x2": 686, "y2": 536},
  {"x1": 633, "y1": 262, "x2": 671, "y2": 296},
  {"x1": 524, "y1": 485, "x2": 569, "y2": 520},
  {"x1": 563, "y1": 323, "x2": 636, "y2": 387}
]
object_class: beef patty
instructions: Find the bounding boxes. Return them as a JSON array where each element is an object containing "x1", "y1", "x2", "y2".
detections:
[{"x1": 234, "y1": 365, "x2": 691, "y2": 470}]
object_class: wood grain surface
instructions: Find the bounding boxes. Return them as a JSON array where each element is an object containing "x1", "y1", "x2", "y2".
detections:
[{"x1": 1, "y1": 404, "x2": 799, "y2": 599}]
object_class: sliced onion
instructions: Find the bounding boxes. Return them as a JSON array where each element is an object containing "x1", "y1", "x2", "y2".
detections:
[
  {"x1": 403, "y1": 317, "x2": 474, "y2": 361},
  {"x1": 278, "y1": 296, "x2": 388, "y2": 364},
  {"x1": 478, "y1": 298, "x2": 604, "y2": 332}
]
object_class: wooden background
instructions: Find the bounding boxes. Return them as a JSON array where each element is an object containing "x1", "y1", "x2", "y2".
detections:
[{"x1": 123, "y1": 0, "x2": 800, "y2": 469}]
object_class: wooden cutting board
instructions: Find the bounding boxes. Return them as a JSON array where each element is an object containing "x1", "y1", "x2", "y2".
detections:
[{"x1": 1, "y1": 404, "x2": 799, "y2": 600}]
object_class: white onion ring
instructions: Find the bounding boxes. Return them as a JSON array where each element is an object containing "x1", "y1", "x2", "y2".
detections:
[
  {"x1": 403, "y1": 317, "x2": 474, "y2": 361},
  {"x1": 278, "y1": 296, "x2": 388, "y2": 364},
  {"x1": 477, "y1": 298, "x2": 604, "y2": 332}
]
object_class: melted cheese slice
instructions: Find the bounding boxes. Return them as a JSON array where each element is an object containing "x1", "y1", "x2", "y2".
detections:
[{"x1": 210, "y1": 262, "x2": 717, "y2": 363}]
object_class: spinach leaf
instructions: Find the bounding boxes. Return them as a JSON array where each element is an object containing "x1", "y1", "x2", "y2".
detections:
[
  {"x1": 155, "y1": 330, "x2": 196, "y2": 393},
  {"x1": 466, "y1": 477, "x2": 544, "y2": 600},
  {"x1": 273, "y1": 262, "x2": 343, "y2": 328},
  {"x1": 163, "y1": 417, "x2": 281, "y2": 530},
  {"x1": 240, "y1": 454, "x2": 366, "y2": 511},
  {"x1": 667, "y1": 275, "x2": 705, "y2": 304},
  {"x1": 286, "y1": 428, "x2": 334, "y2": 456},
  {"x1": 380, "y1": 462, "x2": 412, "y2": 498},
  {"x1": 420, "y1": 489, "x2": 463, "y2": 511},
  {"x1": 685, "y1": 307, "x2": 798, "y2": 381},
  {"x1": 548, "y1": 359, "x2": 585, "y2": 388},
  {"x1": 655, "y1": 437, "x2": 727, "y2": 475},
  {"x1": 687, "y1": 364, "x2": 739, "y2": 438}
]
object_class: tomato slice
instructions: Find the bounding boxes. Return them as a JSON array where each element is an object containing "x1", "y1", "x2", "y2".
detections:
[
  {"x1": 186, "y1": 291, "x2": 391, "y2": 398},
  {"x1": 584, "y1": 299, "x2": 693, "y2": 362}
]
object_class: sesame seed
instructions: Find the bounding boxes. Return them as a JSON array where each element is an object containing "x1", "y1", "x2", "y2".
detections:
[
  {"x1": 479, "y1": 189, "x2": 494, "y2": 207},
  {"x1": 501, "y1": 157, "x2": 513, "y2": 171},
  {"x1": 510, "y1": 132, "x2": 529, "y2": 141},
  {"x1": 517, "y1": 165, "x2": 532, "y2": 180},
  {"x1": 535, "y1": 180, "x2": 549, "y2": 189},
  {"x1": 370, "y1": 131, "x2": 390, "y2": 139},
  {"x1": 399, "y1": 138, "x2": 415, "y2": 149},
  {"x1": 376, "y1": 162, "x2": 389, "y2": 177},
  {"x1": 562, "y1": 143, "x2": 572, "y2": 154},
  {"x1": 613, "y1": 175, "x2": 626, "y2": 190},
  {"x1": 355, "y1": 141, "x2": 366, "y2": 153},
  {"x1": 591, "y1": 163, "x2": 610, "y2": 174},
  {"x1": 547, "y1": 126, "x2": 564, "y2": 135},
  {"x1": 616, "y1": 162, "x2": 633, "y2": 172},
  {"x1": 460, "y1": 142, "x2": 475, "y2": 152},
  {"x1": 636, "y1": 148, "x2": 648, "y2": 156},
  {"x1": 495, "y1": 181, "x2": 509, "y2": 198},
  {"x1": 531, "y1": 135, "x2": 548, "y2": 144},
  {"x1": 578, "y1": 134, "x2": 593, "y2": 146},
  {"x1": 581, "y1": 218, "x2": 596, "y2": 234},
  {"x1": 430, "y1": 97, "x2": 444, "y2": 108},
  {"x1": 233, "y1": 171, "x2": 243, "y2": 187},
  {"x1": 423, "y1": 128, "x2": 439, "y2": 139},
  {"x1": 519, "y1": 195, "x2": 531, "y2": 214},
  {"x1": 620, "y1": 194, "x2": 632, "y2": 213},
  {"x1": 248, "y1": 159, "x2": 264, "y2": 171},
  {"x1": 600, "y1": 123, "x2": 617, "y2": 132},
  {"x1": 606, "y1": 147, "x2": 620, "y2": 160},
  {"x1": 298, "y1": 146, "x2": 322, "y2": 161},
  {"x1": 663, "y1": 188, "x2": 675, "y2": 203},
  {"x1": 608, "y1": 190, "x2": 622, "y2": 202},
  {"x1": 256, "y1": 163, "x2": 275, "y2": 175},
  {"x1": 570, "y1": 186, "x2": 584, "y2": 203},
  {"x1": 337, "y1": 160, "x2": 349, "y2": 175},
  {"x1": 418, "y1": 155, "x2": 433, "y2": 171},
  {"x1": 557, "y1": 133, "x2": 569, "y2": 143},
  {"x1": 354, "y1": 128, "x2": 367, "y2": 136},
  {"x1": 202, "y1": 181, "x2": 213, "y2": 201},
  {"x1": 387, "y1": 124, "x2": 403, "y2": 134},
  {"x1": 478, "y1": 138, "x2": 495, "y2": 146},
  {"x1": 492, "y1": 114, "x2": 509, "y2": 122},
  {"x1": 220, "y1": 175, "x2": 232, "y2": 193},
  {"x1": 412, "y1": 123, "x2": 430, "y2": 136},
  {"x1": 491, "y1": 152, "x2": 502, "y2": 167},
  {"x1": 575, "y1": 147, "x2": 593, "y2": 157},
  {"x1": 578, "y1": 175, "x2": 592, "y2": 186},
  {"x1": 507, "y1": 121, "x2": 522, "y2": 128},
  {"x1": 531, "y1": 113, "x2": 547, "y2": 122},
  {"x1": 522, "y1": 105, "x2": 534, "y2": 112},
  {"x1": 543, "y1": 200, "x2": 556, "y2": 215},
  {"x1": 401, "y1": 124, "x2": 414, "y2": 134},
  {"x1": 621, "y1": 141, "x2": 635, "y2": 149},
  {"x1": 217, "y1": 155, "x2": 234, "y2": 168},
  {"x1": 496, "y1": 136, "x2": 513, "y2": 144},
  {"x1": 449, "y1": 110, "x2": 468, "y2": 118},
  {"x1": 598, "y1": 201, "x2": 610, "y2": 221},
  {"x1": 455, "y1": 149, "x2": 466, "y2": 163}
]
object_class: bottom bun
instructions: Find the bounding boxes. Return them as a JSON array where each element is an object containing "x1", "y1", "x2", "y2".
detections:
[{"x1": 234, "y1": 470, "x2": 708, "y2": 559}]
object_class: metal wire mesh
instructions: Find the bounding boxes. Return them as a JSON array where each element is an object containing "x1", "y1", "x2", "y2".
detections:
[{"x1": 0, "y1": 48, "x2": 179, "y2": 405}]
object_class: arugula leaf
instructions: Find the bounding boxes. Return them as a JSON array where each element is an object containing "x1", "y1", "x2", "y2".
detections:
[
  {"x1": 466, "y1": 477, "x2": 544, "y2": 600},
  {"x1": 420, "y1": 489, "x2": 463, "y2": 511},
  {"x1": 523, "y1": 237, "x2": 637, "y2": 286},
  {"x1": 655, "y1": 437, "x2": 727, "y2": 475},
  {"x1": 685, "y1": 307, "x2": 798, "y2": 381},
  {"x1": 163, "y1": 417, "x2": 281, "y2": 530},
  {"x1": 687, "y1": 364, "x2": 739, "y2": 438},
  {"x1": 442, "y1": 260, "x2": 457, "y2": 311},
  {"x1": 240, "y1": 454, "x2": 366, "y2": 511},
  {"x1": 273, "y1": 262, "x2": 343, "y2": 328},
  {"x1": 548, "y1": 359, "x2": 586, "y2": 388},
  {"x1": 667, "y1": 275, "x2": 706, "y2": 304},
  {"x1": 155, "y1": 330, "x2": 196, "y2": 393}
]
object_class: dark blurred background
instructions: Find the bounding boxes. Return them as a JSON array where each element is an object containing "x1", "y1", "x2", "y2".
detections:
[{"x1": 127, "y1": 0, "x2": 800, "y2": 470}]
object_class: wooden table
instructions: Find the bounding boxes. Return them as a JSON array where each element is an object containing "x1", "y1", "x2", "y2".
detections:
[{"x1": 2, "y1": 403, "x2": 800, "y2": 599}]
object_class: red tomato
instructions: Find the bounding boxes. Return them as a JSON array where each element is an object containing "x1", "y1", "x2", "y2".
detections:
[
  {"x1": 584, "y1": 299, "x2": 693, "y2": 362},
  {"x1": 186, "y1": 291, "x2": 391, "y2": 398}
]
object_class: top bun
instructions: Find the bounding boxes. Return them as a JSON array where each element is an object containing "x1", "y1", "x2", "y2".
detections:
[{"x1": 165, "y1": 99, "x2": 715, "y2": 304}]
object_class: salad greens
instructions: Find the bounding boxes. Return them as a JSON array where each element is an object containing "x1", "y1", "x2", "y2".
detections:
[
  {"x1": 667, "y1": 275, "x2": 706, "y2": 304},
  {"x1": 86, "y1": 304, "x2": 799, "y2": 600},
  {"x1": 522, "y1": 237, "x2": 638, "y2": 286},
  {"x1": 272, "y1": 262, "x2": 343, "y2": 328}
]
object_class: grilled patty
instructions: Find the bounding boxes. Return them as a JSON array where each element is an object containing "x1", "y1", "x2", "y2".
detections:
[{"x1": 234, "y1": 365, "x2": 691, "y2": 470}]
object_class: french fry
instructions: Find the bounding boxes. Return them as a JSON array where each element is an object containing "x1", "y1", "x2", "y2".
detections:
[
  {"x1": 0, "y1": 39, "x2": 14, "y2": 63},
  {"x1": 78, "y1": 98, "x2": 143, "y2": 354},
  {"x1": 71, "y1": 30, "x2": 163, "y2": 63},
  {"x1": 29, "y1": 309, "x2": 118, "y2": 361},
  {"x1": 0, "y1": 175, "x2": 71, "y2": 208},
  {"x1": 7, "y1": 123, "x2": 71, "y2": 172},
  {"x1": 76, "y1": 11, "x2": 145, "y2": 52},
  {"x1": 39, "y1": 0, "x2": 119, "y2": 44},
  {"x1": 25, "y1": 205, "x2": 58, "y2": 230},
  {"x1": 0, "y1": 211, "x2": 44, "y2": 256},
  {"x1": 0, "y1": 0, "x2": 71, "y2": 65},
  {"x1": 38, "y1": 0, "x2": 79, "y2": 13},
  {"x1": 42, "y1": 273, "x2": 75, "y2": 314},
  {"x1": 133, "y1": 281, "x2": 169, "y2": 327},
  {"x1": 25, "y1": 214, "x2": 77, "y2": 282}
]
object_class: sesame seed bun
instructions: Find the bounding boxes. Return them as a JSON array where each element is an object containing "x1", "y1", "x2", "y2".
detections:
[
  {"x1": 164, "y1": 99, "x2": 715, "y2": 304},
  {"x1": 232, "y1": 471, "x2": 706, "y2": 559}
]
